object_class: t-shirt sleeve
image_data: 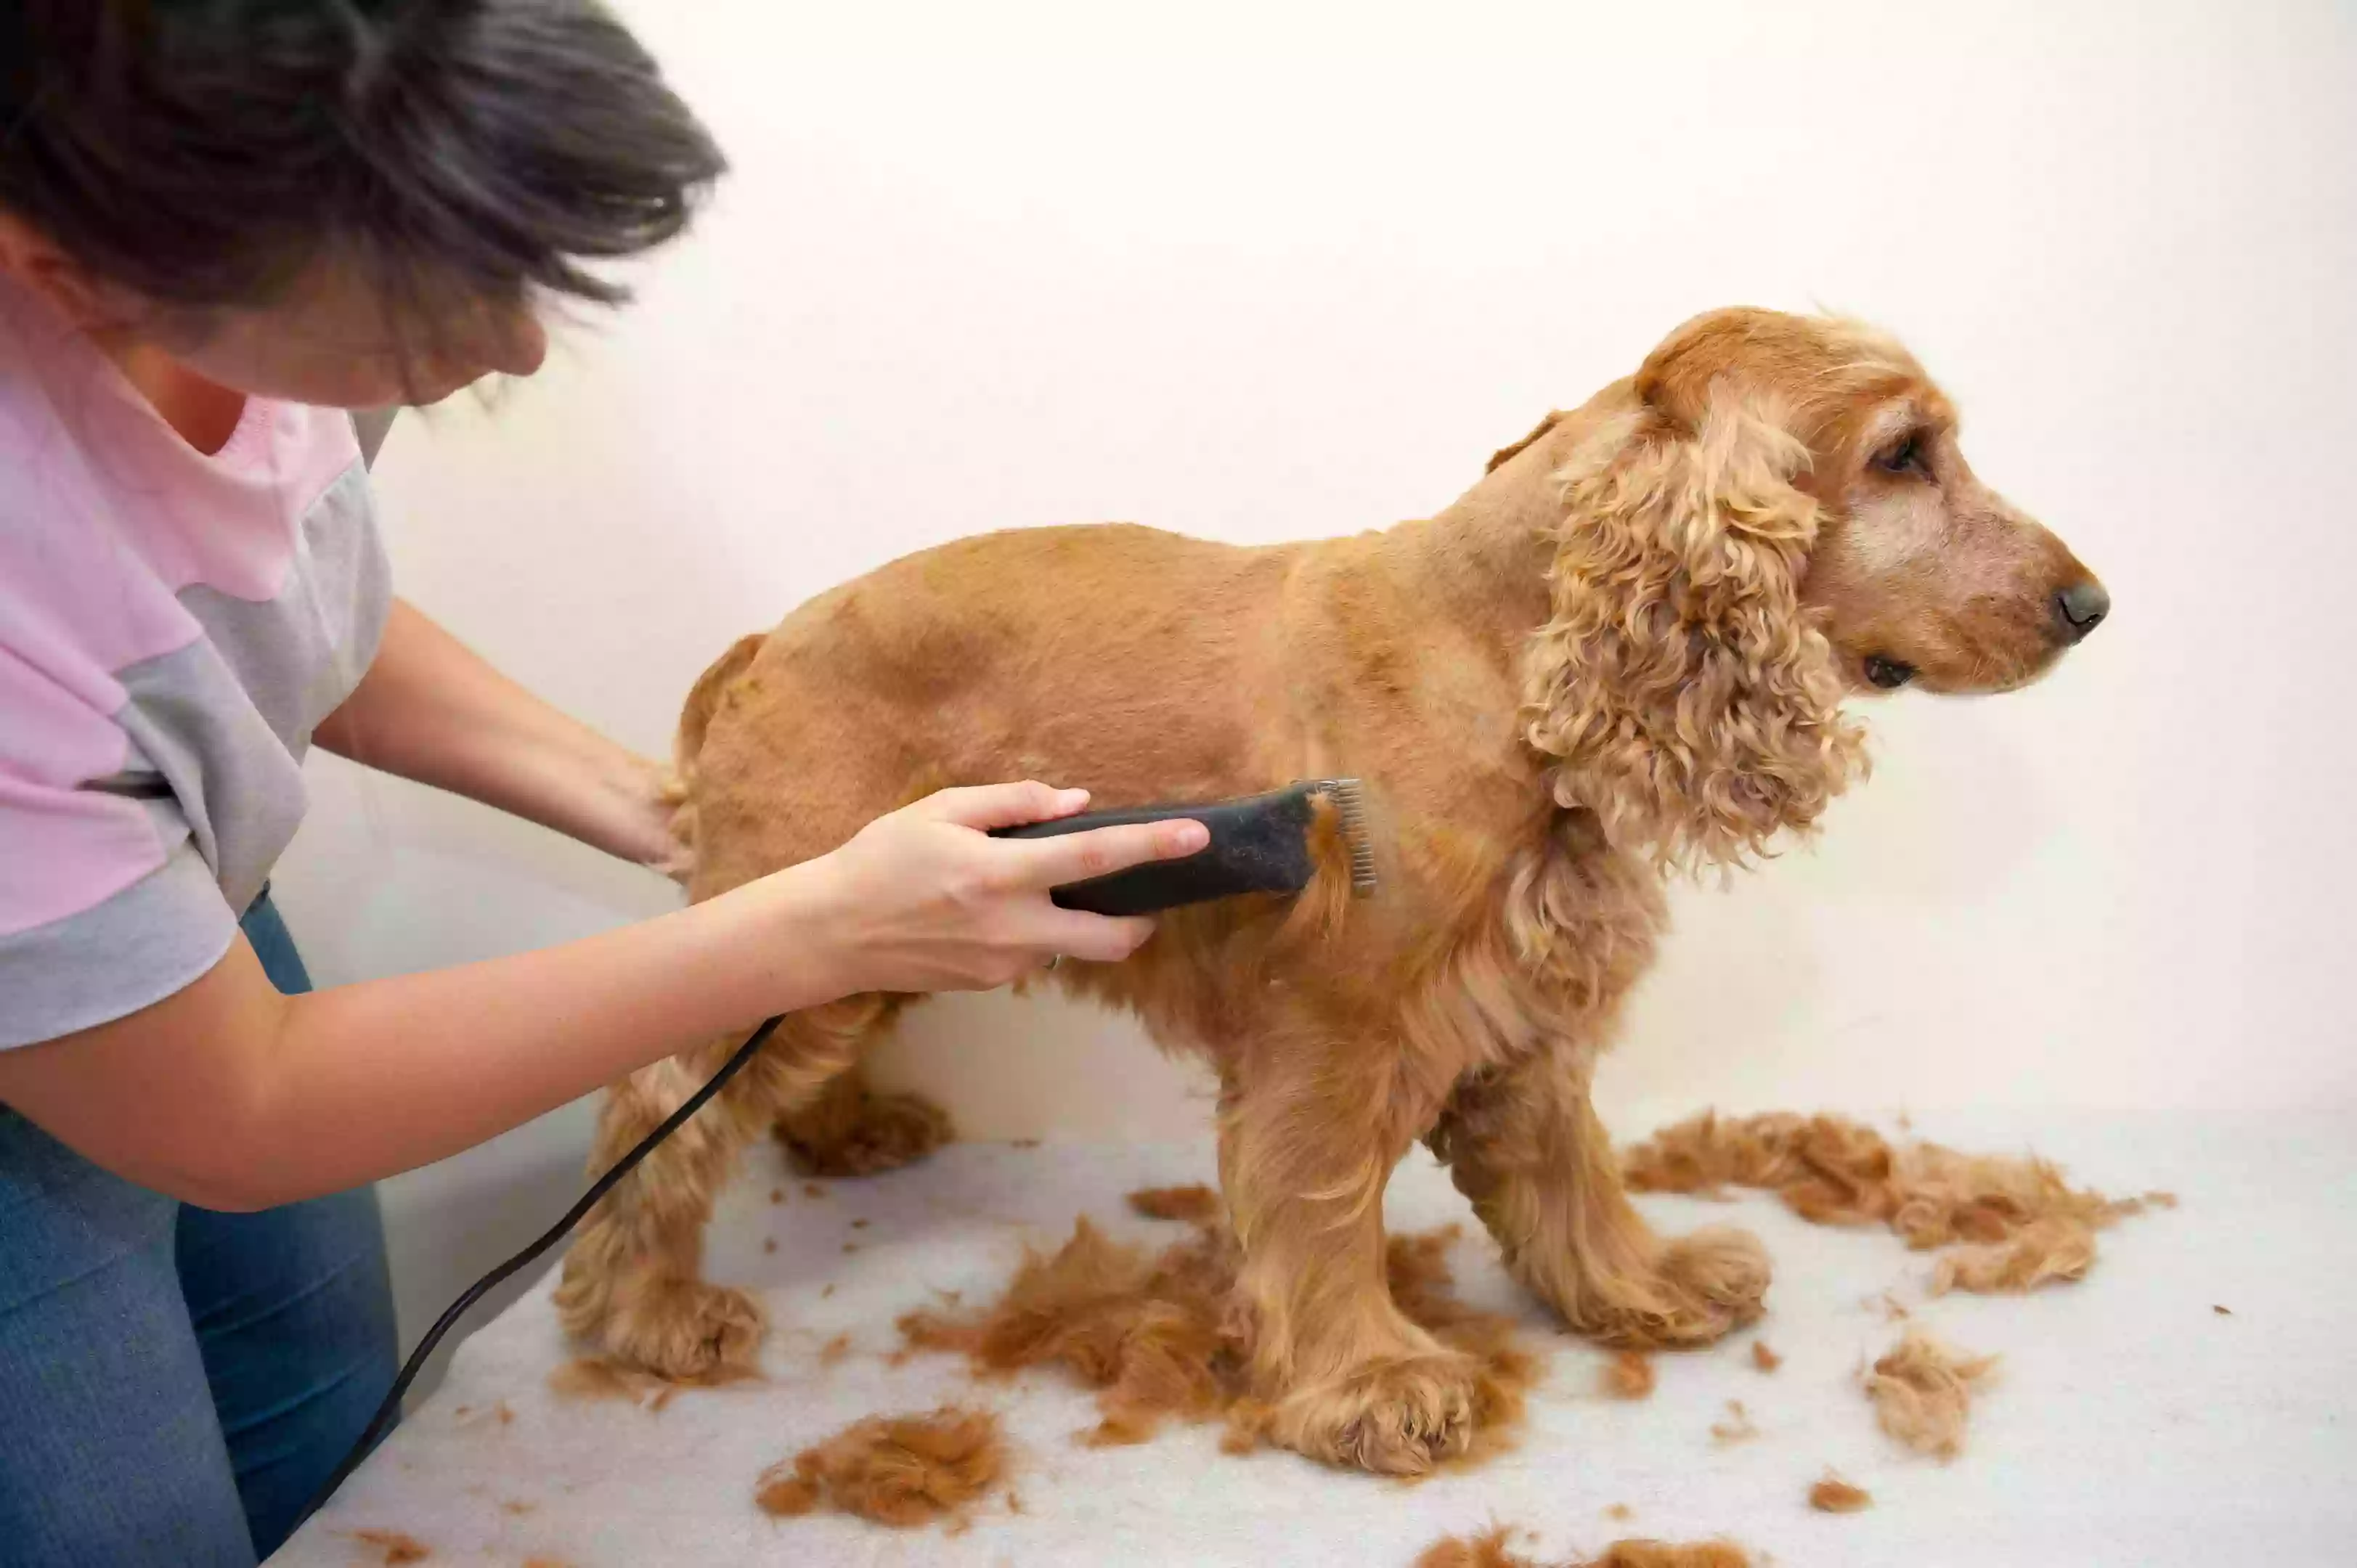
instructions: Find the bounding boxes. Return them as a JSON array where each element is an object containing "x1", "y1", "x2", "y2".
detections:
[{"x1": 0, "y1": 647, "x2": 238, "y2": 1050}]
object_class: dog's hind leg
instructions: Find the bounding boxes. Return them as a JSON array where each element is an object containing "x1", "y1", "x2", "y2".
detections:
[
  {"x1": 1428, "y1": 1043, "x2": 1769, "y2": 1348},
  {"x1": 554, "y1": 995, "x2": 897, "y2": 1378},
  {"x1": 773, "y1": 1065, "x2": 952, "y2": 1178}
]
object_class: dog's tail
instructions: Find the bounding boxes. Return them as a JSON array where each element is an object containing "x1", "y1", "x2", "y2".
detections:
[{"x1": 667, "y1": 630, "x2": 768, "y2": 869}]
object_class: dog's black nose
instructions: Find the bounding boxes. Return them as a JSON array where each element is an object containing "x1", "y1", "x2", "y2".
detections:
[{"x1": 2053, "y1": 579, "x2": 2110, "y2": 642}]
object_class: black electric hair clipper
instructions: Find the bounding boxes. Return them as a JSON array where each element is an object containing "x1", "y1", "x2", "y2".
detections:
[{"x1": 990, "y1": 778, "x2": 1379, "y2": 916}]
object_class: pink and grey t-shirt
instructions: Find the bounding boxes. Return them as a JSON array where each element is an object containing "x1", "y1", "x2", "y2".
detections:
[{"x1": 0, "y1": 279, "x2": 390, "y2": 1049}]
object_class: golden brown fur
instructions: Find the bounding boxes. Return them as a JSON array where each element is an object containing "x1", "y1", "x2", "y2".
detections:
[
  {"x1": 1620, "y1": 1109, "x2": 2169, "y2": 1295},
  {"x1": 753, "y1": 1407, "x2": 1006, "y2": 1528},
  {"x1": 894, "y1": 1212, "x2": 1534, "y2": 1465},
  {"x1": 1807, "y1": 1473, "x2": 1873, "y2": 1513},
  {"x1": 1865, "y1": 1329, "x2": 1999, "y2": 1460},
  {"x1": 1417, "y1": 1527, "x2": 1753, "y2": 1568},
  {"x1": 555, "y1": 308, "x2": 2104, "y2": 1475}
]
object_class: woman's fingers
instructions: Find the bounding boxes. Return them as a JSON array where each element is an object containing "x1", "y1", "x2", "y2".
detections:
[
  {"x1": 823, "y1": 782, "x2": 1210, "y2": 989},
  {"x1": 922, "y1": 780, "x2": 1089, "y2": 830},
  {"x1": 1006, "y1": 818, "x2": 1208, "y2": 891},
  {"x1": 914, "y1": 781, "x2": 1207, "y2": 891}
]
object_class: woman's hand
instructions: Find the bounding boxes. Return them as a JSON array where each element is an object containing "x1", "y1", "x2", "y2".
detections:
[
  {"x1": 603, "y1": 755, "x2": 694, "y2": 881},
  {"x1": 799, "y1": 783, "x2": 1208, "y2": 995}
]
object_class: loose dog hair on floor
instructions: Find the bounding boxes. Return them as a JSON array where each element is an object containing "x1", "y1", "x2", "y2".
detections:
[{"x1": 555, "y1": 307, "x2": 2106, "y2": 1476}]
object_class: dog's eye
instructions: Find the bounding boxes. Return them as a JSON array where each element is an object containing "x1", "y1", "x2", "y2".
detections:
[
  {"x1": 1873, "y1": 433, "x2": 1927, "y2": 477},
  {"x1": 1864, "y1": 656, "x2": 1916, "y2": 689}
]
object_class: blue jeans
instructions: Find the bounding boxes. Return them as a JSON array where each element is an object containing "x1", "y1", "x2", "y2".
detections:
[{"x1": 0, "y1": 894, "x2": 398, "y2": 1566}]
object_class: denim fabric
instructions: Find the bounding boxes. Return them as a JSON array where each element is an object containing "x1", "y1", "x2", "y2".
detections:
[{"x1": 0, "y1": 892, "x2": 398, "y2": 1565}]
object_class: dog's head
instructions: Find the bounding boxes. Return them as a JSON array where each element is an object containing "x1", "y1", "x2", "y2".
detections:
[{"x1": 1521, "y1": 307, "x2": 2106, "y2": 870}]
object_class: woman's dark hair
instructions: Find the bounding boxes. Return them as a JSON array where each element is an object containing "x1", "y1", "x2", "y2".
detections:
[{"x1": 0, "y1": 0, "x2": 726, "y2": 337}]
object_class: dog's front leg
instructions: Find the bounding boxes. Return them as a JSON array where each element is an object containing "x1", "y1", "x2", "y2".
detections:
[
  {"x1": 1428, "y1": 1042, "x2": 1769, "y2": 1347},
  {"x1": 1218, "y1": 1010, "x2": 1479, "y2": 1475}
]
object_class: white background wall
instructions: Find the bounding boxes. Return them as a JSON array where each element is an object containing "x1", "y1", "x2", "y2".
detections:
[{"x1": 269, "y1": 0, "x2": 2357, "y2": 1371}]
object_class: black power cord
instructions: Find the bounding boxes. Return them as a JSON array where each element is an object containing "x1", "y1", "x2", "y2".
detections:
[{"x1": 293, "y1": 1013, "x2": 785, "y2": 1532}]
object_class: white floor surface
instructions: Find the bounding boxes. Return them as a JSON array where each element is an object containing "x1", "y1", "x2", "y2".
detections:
[{"x1": 274, "y1": 1108, "x2": 2357, "y2": 1567}]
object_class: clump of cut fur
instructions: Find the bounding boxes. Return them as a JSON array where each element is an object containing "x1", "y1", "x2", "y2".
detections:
[
  {"x1": 899, "y1": 1214, "x2": 1535, "y2": 1464},
  {"x1": 1749, "y1": 1340, "x2": 1781, "y2": 1373},
  {"x1": 1602, "y1": 1349, "x2": 1656, "y2": 1399},
  {"x1": 897, "y1": 1216, "x2": 1232, "y2": 1447},
  {"x1": 1865, "y1": 1329, "x2": 1998, "y2": 1460},
  {"x1": 754, "y1": 1407, "x2": 1006, "y2": 1528},
  {"x1": 1709, "y1": 1399, "x2": 1758, "y2": 1445},
  {"x1": 349, "y1": 1530, "x2": 431, "y2": 1564},
  {"x1": 1622, "y1": 1111, "x2": 2163, "y2": 1292},
  {"x1": 1808, "y1": 1472, "x2": 1873, "y2": 1513},
  {"x1": 1128, "y1": 1184, "x2": 1224, "y2": 1224},
  {"x1": 1594, "y1": 1547, "x2": 1753, "y2": 1568},
  {"x1": 1928, "y1": 1214, "x2": 2095, "y2": 1294},
  {"x1": 1416, "y1": 1527, "x2": 1753, "y2": 1567},
  {"x1": 1419, "y1": 1529, "x2": 1536, "y2": 1568}
]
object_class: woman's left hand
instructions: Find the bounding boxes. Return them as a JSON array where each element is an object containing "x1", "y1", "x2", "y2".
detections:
[{"x1": 612, "y1": 756, "x2": 694, "y2": 882}]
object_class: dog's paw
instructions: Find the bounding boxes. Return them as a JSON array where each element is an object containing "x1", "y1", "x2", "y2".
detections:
[
  {"x1": 778, "y1": 1088, "x2": 953, "y2": 1177},
  {"x1": 552, "y1": 1252, "x2": 608, "y2": 1344},
  {"x1": 1658, "y1": 1225, "x2": 1770, "y2": 1326},
  {"x1": 1587, "y1": 1225, "x2": 1771, "y2": 1348},
  {"x1": 1271, "y1": 1349, "x2": 1482, "y2": 1476},
  {"x1": 602, "y1": 1276, "x2": 766, "y2": 1381}
]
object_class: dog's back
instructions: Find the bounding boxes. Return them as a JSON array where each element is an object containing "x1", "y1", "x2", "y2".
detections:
[{"x1": 677, "y1": 522, "x2": 1309, "y2": 903}]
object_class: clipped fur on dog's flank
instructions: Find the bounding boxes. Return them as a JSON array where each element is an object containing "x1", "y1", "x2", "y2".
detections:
[{"x1": 754, "y1": 1407, "x2": 1006, "y2": 1528}]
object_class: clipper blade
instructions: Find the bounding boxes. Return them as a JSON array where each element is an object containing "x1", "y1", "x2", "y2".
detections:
[{"x1": 1307, "y1": 777, "x2": 1380, "y2": 897}]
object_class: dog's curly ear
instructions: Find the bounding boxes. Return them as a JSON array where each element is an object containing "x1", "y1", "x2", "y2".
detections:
[{"x1": 1521, "y1": 385, "x2": 1867, "y2": 870}]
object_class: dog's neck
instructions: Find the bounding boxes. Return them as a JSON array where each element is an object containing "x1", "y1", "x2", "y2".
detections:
[{"x1": 1382, "y1": 442, "x2": 1575, "y2": 678}]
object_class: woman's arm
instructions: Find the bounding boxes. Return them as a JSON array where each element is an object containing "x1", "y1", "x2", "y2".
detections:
[
  {"x1": 0, "y1": 784, "x2": 1205, "y2": 1212},
  {"x1": 313, "y1": 597, "x2": 682, "y2": 871}
]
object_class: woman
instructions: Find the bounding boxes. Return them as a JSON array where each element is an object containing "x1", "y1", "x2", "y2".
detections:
[{"x1": 0, "y1": 4, "x2": 1205, "y2": 1563}]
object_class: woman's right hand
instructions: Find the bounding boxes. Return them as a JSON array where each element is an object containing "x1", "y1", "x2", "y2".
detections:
[{"x1": 797, "y1": 783, "x2": 1209, "y2": 995}]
